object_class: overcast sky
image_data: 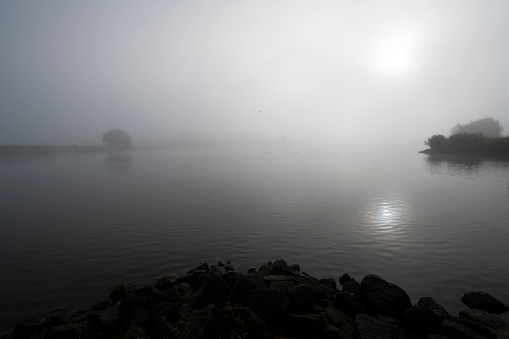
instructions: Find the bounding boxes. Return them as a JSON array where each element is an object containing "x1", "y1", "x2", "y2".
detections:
[{"x1": 1, "y1": 1, "x2": 508, "y2": 146}]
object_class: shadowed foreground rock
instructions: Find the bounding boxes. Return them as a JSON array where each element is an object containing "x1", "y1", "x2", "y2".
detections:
[{"x1": 4, "y1": 259, "x2": 509, "y2": 339}]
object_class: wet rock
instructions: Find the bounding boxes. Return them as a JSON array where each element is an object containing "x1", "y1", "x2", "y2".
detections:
[
  {"x1": 229, "y1": 276, "x2": 263, "y2": 305},
  {"x1": 288, "y1": 264, "x2": 301, "y2": 272},
  {"x1": 186, "y1": 262, "x2": 209, "y2": 274},
  {"x1": 339, "y1": 273, "x2": 354, "y2": 286},
  {"x1": 154, "y1": 273, "x2": 180, "y2": 290},
  {"x1": 441, "y1": 318, "x2": 497, "y2": 339},
  {"x1": 461, "y1": 291, "x2": 509, "y2": 314},
  {"x1": 177, "y1": 271, "x2": 208, "y2": 290},
  {"x1": 459, "y1": 308, "x2": 509, "y2": 330},
  {"x1": 284, "y1": 313, "x2": 327, "y2": 338},
  {"x1": 342, "y1": 280, "x2": 361, "y2": 295},
  {"x1": 322, "y1": 305, "x2": 353, "y2": 330},
  {"x1": 359, "y1": 274, "x2": 411, "y2": 317},
  {"x1": 44, "y1": 315, "x2": 67, "y2": 330},
  {"x1": 356, "y1": 313, "x2": 404, "y2": 339},
  {"x1": 246, "y1": 288, "x2": 290, "y2": 323},
  {"x1": 12, "y1": 317, "x2": 45, "y2": 339},
  {"x1": 404, "y1": 302, "x2": 442, "y2": 337},
  {"x1": 333, "y1": 292, "x2": 366, "y2": 318},
  {"x1": 46, "y1": 323, "x2": 91, "y2": 339},
  {"x1": 288, "y1": 284, "x2": 317, "y2": 314},
  {"x1": 109, "y1": 282, "x2": 139, "y2": 304},
  {"x1": 317, "y1": 277, "x2": 337, "y2": 290}
]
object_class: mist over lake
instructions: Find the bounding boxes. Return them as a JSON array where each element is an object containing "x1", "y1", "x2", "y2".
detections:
[{"x1": 1, "y1": 143, "x2": 509, "y2": 330}]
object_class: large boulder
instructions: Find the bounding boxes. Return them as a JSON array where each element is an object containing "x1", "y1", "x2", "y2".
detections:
[
  {"x1": 461, "y1": 291, "x2": 509, "y2": 314},
  {"x1": 355, "y1": 313, "x2": 405, "y2": 339},
  {"x1": 359, "y1": 275, "x2": 411, "y2": 317},
  {"x1": 246, "y1": 288, "x2": 290, "y2": 323}
]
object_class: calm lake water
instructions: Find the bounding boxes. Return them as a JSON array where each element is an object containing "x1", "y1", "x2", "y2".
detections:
[{"x1": 1, "y1": 143, "x2": 509, "y2": 330}]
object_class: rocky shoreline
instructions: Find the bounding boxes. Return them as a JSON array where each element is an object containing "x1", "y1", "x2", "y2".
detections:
[{"x1": 4, "y1": 259, "x2": 509, "y2": 339}]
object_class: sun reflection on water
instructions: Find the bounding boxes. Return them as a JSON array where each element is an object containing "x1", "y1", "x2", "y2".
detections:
[{"x1": 363, "y1": 198, "x2": 407, "y2": 235}]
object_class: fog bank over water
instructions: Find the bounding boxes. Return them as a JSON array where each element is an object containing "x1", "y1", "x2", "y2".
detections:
[{"x1": 1, "y1": 1, "x2": 509, "y2": 146}]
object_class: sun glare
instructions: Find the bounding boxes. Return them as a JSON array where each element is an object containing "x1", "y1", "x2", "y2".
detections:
[{"x1": 368, "y1": 30, "x2": 421, "y2": 78}]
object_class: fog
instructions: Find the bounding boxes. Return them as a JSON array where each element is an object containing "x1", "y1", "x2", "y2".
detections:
[{"x1": 1, "y1": 1, "x2": 509, "y2": 147}]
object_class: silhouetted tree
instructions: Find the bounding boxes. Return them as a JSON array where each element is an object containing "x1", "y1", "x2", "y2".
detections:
[
  {"x1": 424, "y1": 134, "x2": 447, "y2": 149},
  {"x1": 450, "y1": 117, "x2": 503, "y2": 137},
  {"x1": 102, "y1": 129, "x2": 132, "y2": 149}
]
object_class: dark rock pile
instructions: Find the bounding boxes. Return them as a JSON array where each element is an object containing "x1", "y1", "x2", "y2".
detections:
[{"x1": 5, "y1": 259, "x2": 509, "y2": 339}]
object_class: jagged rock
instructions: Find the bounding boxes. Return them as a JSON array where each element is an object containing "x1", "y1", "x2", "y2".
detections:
[
  {"x1": 323, "y1": 305, "x2": 353, "y2": 330},
  {"x1": 317, "y1": 277, "x2": 337, "y2": 290},
  {"x1": 209, "y1": 264, "x2": 222, "y2": 275},
  {"x1": 356, "y1": 313, "x2": 405, "y2": 339},
  {"x1": 246, "y1": 288, "x2": 290, "y2": 322},
  {"x1": 359, "y1": 275, "x2": 411, "y2": 317},
  {"x1": 186, "y1": 262, "x2": 209, "y2": 274},
  {"x1": 323, "y1": 324, "x2": 352, "y2": 339},
  {"x1": 193, "y1": 273, "x2": 232, "y2": 308},
  {"x1": 417, "y1": 297, "x2": 450, "y2": 319},
  {"x1": 150, "y1": 301, "x2": 180, "y2": 323},
  {"x1": 161, "y1": 285, "x2": 180, "y2": 303},
  {"x1": 288, "y1": 264, "x2": 301, "y2": 272},
  {"x1": 96, "y1": 307, "x2": 119, "y2": 328},
  {"x1": 154, "y1": 273, "x2": 180, "y2": 290},
  {"x1": 333, "y1": 292, "x2": 366, "y2": 318},
  {"x1": 460, "y1": 309, "x2": 509, "y2": 331},
  {"x1": 404, "y1": 301, "x2": 443, "y2": 336},
  {"x1": 179, "y1": 304, "x2": 217, "y2": 339},
  {"x1": 42, "y1": 315, "x2": 67, "y2": 332},
  {"x1": 315, "y1": 284, "x2": 334, "y2": 303},
  {"x1": 461, "y1": 291, "x2": 509, "y2": 314},
  {"x1": 46, "y1": 323, "x2": 91, "y2": 339},
  {"x1": 288, "y1": 284, "x2": 317, "y2": 314},
  {"x1": 441, "y1": 318, "x2": 497, "y2": 339},
  {"x1": 222, "y1": 271, "x2": 243, "y2": 288},
  {"x1": 151, "y1": 316, "x2": 173, "y2": 338},
  {"x1": 118, "y1": 285, "x2": 162, "y2": 320},
  {"x1": 229, "y1": 276, "x2": 264, "y2": 305},
  {"x1": 342, "y1": 280, "x2": 361, "y2": 295},
  {"x1": 203, "y1": 304, "x2": 269, "y2": 339},
  {"x1": 283, "y1": 313, "x2": 327, "y2": 338},
  {"x1": 339, "y1": 273, "x2": 354, "y2": 285},
  {"x1": 109, "y1": 282, "x2": 139, "y2": 304},
  {"x1": 263, "y1": 274, "x2": 295, "y2": 282},
  {"x1": 12, "y1": 317, "x2": 45, "y2": 339},
  {"x1": 269, "y1": 280, "x2": 295, "y2": 294},
  {"x1": 119, "y1": 325, "x2": 151, "y2": 339},
  {"x1": 177, "y1": 271, "x2": 209, "y2": 290}
]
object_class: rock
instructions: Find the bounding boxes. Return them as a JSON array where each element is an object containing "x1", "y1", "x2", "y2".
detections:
[
  {"x1": 269, "y1": 280, "x2": 294, "y2": 294},
  {"x1": 186, "y1": 262, "x2": 209, "y2": 274},
  {"x1": 154, "y1": 273, "x2": 180, "y2": 290},
  {"x1": 404, "y1": 302, "x2": 442, "y2": 336},
  {"x1": 119, "y1": 325, "x2": 151, "y2": 339},
  {"x1": 441, "y1": 318, "x2": 497, "y2": 339},
  {"x1": 247, "y1": 288, "x2": 290, "y2": 323},
  {"x1": 459, "y1": 308, "x2": 509, "y2": 330},
  {"x1": 179, "y1": 304, "x2": 217, "y2": 339},
  {"x1": 150, "y1": 301, "x2": 180, "y2": 323},
  {"x1": 355, "y1": 313, "x2": 405, "y2": 339},
  {"x1": 288, "y1": 284, "x2": 317, "y2": 314},
  {"x1": 317, "y1": 277, "x2": 337, "y2": 290},
  {"x1": 333, "y1": 292, "x2": 366, "y2": 318},
  {"x1": 46, "y1": 323, "x2": 91, "y2": 339},
  {"x1": 151, "y1": 316, "x2": 173, "y2": 338},
  {"x1": 202, "y1": 304, "x2": 269, "y2": 339},
  {"x1": 322, "y1": 305, "x2": 353, "y2": 330},
  {"x1": 118, "y1": 285, "x2": 162, "y2": 320},
  {"x1": 229, "y1": 276, "x2": 264, "y2": 305},
  {"x1": 91, "y1": 299, "x2": 111, "y2": 311},
  {"x1": 322, "y1": 324, "x2": 352, "y2": 339},
  {"x1": 12, "y1": 317, "x2": 45, "y2": 339},
  {"x1": 339, "y1": 273, "x2": 354, "y2": 285},
  {"x1": 263, "y1": 274, "x2": 295, "y2": 282},
  {"x1": 342, "y1": 280, "x2": 361, "y2": 295},
  {"x1": 177, "y1": 271, "x2": 209, "y2": 290},
  {"x1": 288, "y1": 264, "x2": 301, "y2": 272},
  {"x1": 44, "y1": 315, "x2": 67, "y2": 330},
  {"x1": 461, "y1": 291, "x2": 509, "y2": 314},
  {"x1": 222, "y1": 270, "x2": 243, "y2": 288},
  {"x1": 417, "y1": 297, "x2": 450, "y2": 320},
  {"x1": 209, "y1": 264, "x2": 222, "y2": 275},
  {"x1": 96, "y1": 307, "x2": 119, "y2": 328},
  {"x1": 359, "y1": 274, "x2": 411, "y2": 317},
  {"x1": 109, "y1": 282, "x2": 139, "y2": 304},
  {"x1": 283, "y1": 313, "x2": 327, "y2": 337}
]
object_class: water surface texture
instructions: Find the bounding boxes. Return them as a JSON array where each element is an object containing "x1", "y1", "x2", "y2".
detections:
[{"x1": 1, "y1": 144, "x2": 509, "y2": 329}]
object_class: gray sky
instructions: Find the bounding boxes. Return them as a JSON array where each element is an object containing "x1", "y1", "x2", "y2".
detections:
[{"x1": 1, "y1": 0, "x2": 509, "y2": 146}]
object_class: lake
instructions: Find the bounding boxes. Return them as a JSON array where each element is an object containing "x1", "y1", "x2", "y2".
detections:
[{"x1": 1, "y1": 143, "x2": 509, "y2": 331}]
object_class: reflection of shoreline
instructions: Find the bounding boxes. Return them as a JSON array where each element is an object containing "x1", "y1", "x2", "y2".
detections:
[
  {"x1": 419, "y1": 148, "x2": 509, "y2": 161},
  {"x1": 0, "y1": 145, "x2": 106, "y2": 155}
]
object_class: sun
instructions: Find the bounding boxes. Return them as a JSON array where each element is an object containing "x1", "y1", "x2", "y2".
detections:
[{"x1": 368, "y1": 30, "x2": 421, "y2": 79}]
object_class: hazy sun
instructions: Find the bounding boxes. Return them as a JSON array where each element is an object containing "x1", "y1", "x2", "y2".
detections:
[{"x1": 368, "y1": 30, "x2": 421, "y2": 78}]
